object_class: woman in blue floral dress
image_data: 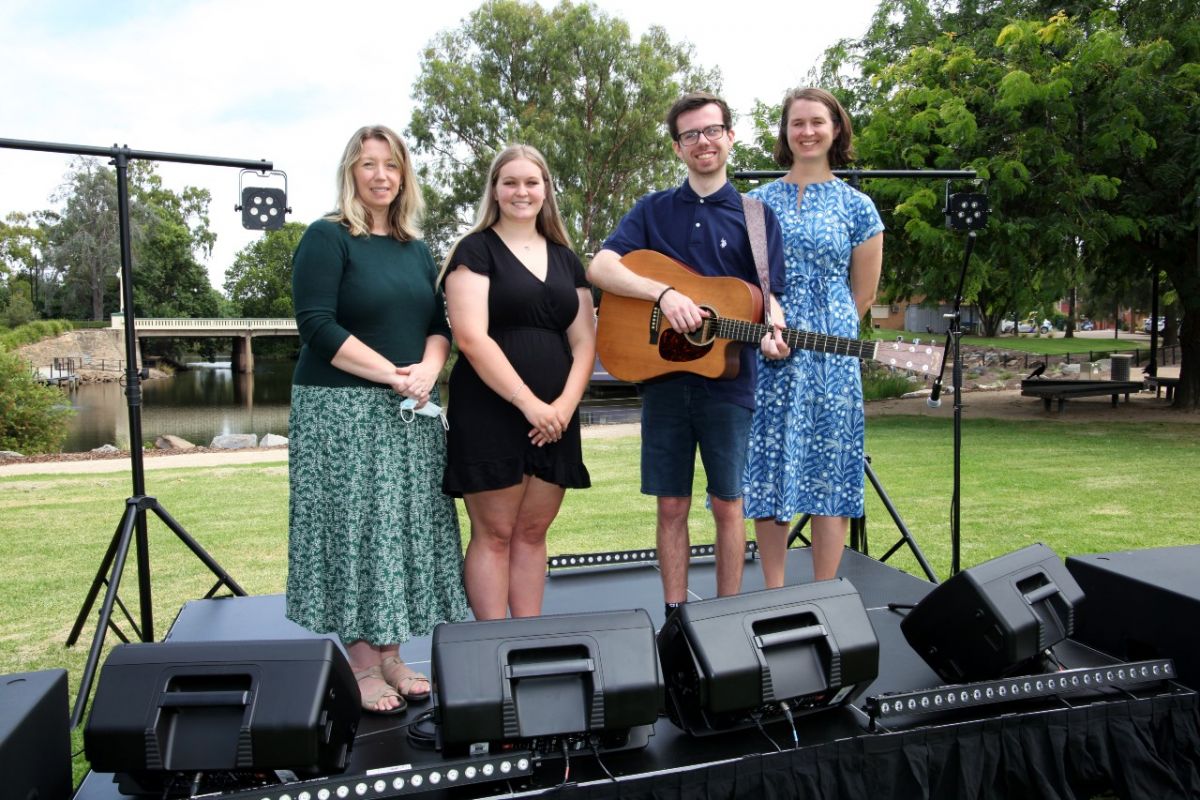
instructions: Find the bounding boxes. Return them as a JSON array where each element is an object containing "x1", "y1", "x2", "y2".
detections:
[{"x1": 743, "y1": 88, "x2": 884, "y2": 587}]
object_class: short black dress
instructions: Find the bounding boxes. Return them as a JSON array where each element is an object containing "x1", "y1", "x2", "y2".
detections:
[{"x1": 443, "y1": 229, "x2": 592, "y2": 497}]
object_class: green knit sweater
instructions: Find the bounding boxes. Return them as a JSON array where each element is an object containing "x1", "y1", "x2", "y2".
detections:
[{"x1": 291, "y1": 218, "x2": 450, "y2": 388}]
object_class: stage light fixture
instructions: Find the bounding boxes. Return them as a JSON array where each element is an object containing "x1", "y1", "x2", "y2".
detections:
[
  {"x1": 901, "y1": 543, "x2": 1085, "y2": 682},
  {"x1": 943, "y1": 181, "x2": 989, "y2": 230},
  {"x1": 198, "y1": 753, "x2": 535, "y2": 800},
  {"x1": 548, "y1": 541, "x2": 758, "y2": 570},
  {"x1": 865, "y1": 658, "x2": 1175, "y2": 728},
  {"x1": 238, "y1": 169, "x2": 291, "y2": 230}
]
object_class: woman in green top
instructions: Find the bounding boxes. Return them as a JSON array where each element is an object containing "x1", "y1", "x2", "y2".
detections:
[{"x1": 286, "y1": 125, "x2": 468, "y2": 715}]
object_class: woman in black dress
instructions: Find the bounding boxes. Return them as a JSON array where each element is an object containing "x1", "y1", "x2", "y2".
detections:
[{"x1": 441, "y1": 144, "x2": 594, "y2": 620}]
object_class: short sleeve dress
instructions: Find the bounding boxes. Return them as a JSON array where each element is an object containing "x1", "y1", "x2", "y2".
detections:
[
  {"x1": 742, "y1": 179, "x2": 884, "y2": 520},
  {"x1": 442, "y1": 229, "x2": 592, "y2": 496}
]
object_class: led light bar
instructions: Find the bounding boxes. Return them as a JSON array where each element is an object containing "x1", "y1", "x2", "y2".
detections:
[
  {"x1": 199, "y1": 752, "x2": 534, "y2": 800},
  {"x1": 549, "y1": 541, "x2": 758, "y2": 570},
  {"x1": 865, "y1": 659, "x2": 1175, "y2": 728}
]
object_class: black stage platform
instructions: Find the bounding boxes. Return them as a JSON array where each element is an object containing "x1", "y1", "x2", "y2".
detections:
[{"x1": 75, "y1": 548, "x2": 1200, "y2": 800}]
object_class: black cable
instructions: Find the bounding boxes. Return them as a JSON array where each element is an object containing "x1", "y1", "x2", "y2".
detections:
[
  {"x1": 752, "y1": 714, "x2": 783, "y2": 752},
  {"x1": 355, "y1": 707, "x2": 437, "y2": 741},
  {"x1": 779, "y1": 701, "x2": 800, "y2": 749},
  {"x1": 887, "y1": 602, "x2": 915, "y2": 613},
  {"x1": 591, "y1": 740, "x2": 617, "y2": 782}
]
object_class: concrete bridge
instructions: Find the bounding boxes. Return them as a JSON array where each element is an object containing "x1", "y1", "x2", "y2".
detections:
[{"x1": 111, "y1": 315, "x2": 296, "y2": 373}]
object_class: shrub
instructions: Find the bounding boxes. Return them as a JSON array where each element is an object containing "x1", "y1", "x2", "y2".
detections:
[
  {"x1": 0, "y1": 350, "x2": 74, "y2": 453},
  {"x1": 0, "y1": 319, "x2": 75, "y2": 351},
  {"x1": 863, "y1": 369, "x2": 916, "y2": 401}
]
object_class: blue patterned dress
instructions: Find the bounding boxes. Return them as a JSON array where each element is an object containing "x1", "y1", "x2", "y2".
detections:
[{"x1": 743, "y1": 179, "x2": 884, "y2": 520}]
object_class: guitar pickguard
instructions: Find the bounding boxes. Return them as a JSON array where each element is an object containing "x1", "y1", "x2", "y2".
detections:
[{"x1": 658, "y1": 328, "x2": 714, "y2": 363}]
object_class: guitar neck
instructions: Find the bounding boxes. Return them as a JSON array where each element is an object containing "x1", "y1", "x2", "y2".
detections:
[{"x1": 711, "y1": 318, "x2": 876, "y2": 360}]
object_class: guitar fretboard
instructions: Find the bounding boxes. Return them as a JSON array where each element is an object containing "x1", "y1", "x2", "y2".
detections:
[{"x1": 711, "y1": 318, "x2": 876, "y2": 360}]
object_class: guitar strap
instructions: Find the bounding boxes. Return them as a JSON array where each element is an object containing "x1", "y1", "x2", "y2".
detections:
[{"x1": 741, "y1": 194, "x2": 773, "y2": 325}]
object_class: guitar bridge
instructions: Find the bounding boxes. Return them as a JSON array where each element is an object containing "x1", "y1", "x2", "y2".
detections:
[{"x1": 649, "y1": 305, "x2": 663, "y2": 345}]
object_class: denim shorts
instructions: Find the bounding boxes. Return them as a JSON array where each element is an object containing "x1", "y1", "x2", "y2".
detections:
[{"x1": 640, "y1": 382, "x2": 753, "y2": 500}]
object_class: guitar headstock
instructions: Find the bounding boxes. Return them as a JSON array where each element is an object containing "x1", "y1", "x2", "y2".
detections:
[{"x1": 873, "y1": 337, "x2": 945, "y2": 377}]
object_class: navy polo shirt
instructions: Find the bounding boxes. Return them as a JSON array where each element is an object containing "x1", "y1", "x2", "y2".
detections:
[{"x1": 602, "y1": 180, "x2": 786, "y2": 409}]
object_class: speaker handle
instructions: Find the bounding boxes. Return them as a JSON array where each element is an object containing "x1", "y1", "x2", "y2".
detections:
[
  {"x1": 748, "y1": 613, "x2": 839, "y2": 703},
  {"x1": 158, "y1": 690, "x2": 250, "y2": 708},
  {"x1": 754, "y1": 624, "x2": 828, "y2": 650},
  {"x1": 504, "y1": 658, "x2": 595, "y2": 679},
  {"x1": 1022, "y1": 582, "x2": 1060, "y2": 605},
  {"x1": 499, "y1": 639, "x2": 605, "y2": 738}
]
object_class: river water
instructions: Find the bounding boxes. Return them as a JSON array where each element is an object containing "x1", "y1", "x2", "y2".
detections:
[{"x1": 61, "y1": 360, "x2": 639, "y2": 452}]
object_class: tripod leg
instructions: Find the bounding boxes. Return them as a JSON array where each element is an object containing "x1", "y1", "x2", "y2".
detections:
[
  {"x1": 149, "y1": 501, "x2": 248, "y2": 597},
  {"x1": 70, "y1": 501, "x2": 140, "y2": 728},
  {"x1": 865, "y1": 461, "x2": 939, "y2": 583},
  {"x1": 787, "y1": 514, "x2": 812, "y2": 547},
  {"x1": 66, "y1": 514, "x2": 126, "y2": 647}
]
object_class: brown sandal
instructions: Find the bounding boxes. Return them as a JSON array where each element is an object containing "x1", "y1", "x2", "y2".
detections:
[
  {"x1": 354, "y1": 665, "x2": 407, "y2": 715},
  {"x1": 381, "y1": 656, "x2": 431, "y2": 701}
]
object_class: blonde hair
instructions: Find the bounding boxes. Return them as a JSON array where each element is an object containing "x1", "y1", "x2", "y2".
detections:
[
  {"x1": 438, "y1": 144, "x2": 572, "y2": 284},
  {"x1": 325, "y1": 125, "x2": 424, "y2": 241}
]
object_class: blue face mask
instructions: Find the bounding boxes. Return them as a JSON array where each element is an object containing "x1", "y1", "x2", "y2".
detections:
[{"x1": 400, "y1": 397, "x2": 448, "y2": 429}]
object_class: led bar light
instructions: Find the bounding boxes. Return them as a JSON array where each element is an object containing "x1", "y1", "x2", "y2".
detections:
[
  {"x1": 549, "y1": 541, "x2": 758, "y2": 570},
  {"x1": 198, "y1": 753, "x2": 534, "y2": 800},
  {"x1": 865, "y1": 659, "x2": 1175, "y2": 728}
]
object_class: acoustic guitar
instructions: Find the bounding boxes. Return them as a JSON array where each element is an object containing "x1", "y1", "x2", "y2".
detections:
[{"x1": 595, "y1": 250, "x2": 944, "y2": 382}]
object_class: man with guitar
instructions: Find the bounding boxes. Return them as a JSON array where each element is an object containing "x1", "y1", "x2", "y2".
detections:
[{"x1": 587, "y1": 91, "x2": 789, "y2": 620}]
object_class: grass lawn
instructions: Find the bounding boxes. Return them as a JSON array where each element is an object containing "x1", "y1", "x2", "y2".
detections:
[{"x1": 3, "y1": 415, "x2": 1197, "y2": 780}]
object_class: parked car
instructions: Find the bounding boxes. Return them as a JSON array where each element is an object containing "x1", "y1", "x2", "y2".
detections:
[
  {"x1": 1001, "y1": 317, "x2": 1052, "y2": 334},
  {"x1": 1078, "y1": 318, "x2": 1095, "y2": 331},
  {"x1": 1143, "y1": 316, "x2": 1166, "y2": 333}
]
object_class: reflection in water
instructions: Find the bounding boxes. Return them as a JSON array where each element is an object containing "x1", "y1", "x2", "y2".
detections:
[
  {"x1": 63, "y1": 361, "x2": 295, "y2": 452},
  {"x1": 61, "y1": 360, "x2": 641, "y2": 453}
]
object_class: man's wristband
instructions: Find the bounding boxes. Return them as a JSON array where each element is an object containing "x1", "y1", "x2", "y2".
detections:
[{"x1": 655, "y1": 286, "x2": 675, "y2": 307}]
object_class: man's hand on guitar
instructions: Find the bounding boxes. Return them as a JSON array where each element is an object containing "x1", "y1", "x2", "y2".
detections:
[
  {"x1": 760, "y1": 324, "x2": 790, "y2": 361},
  {"x1": 659, "y1": 287, "x2": 708, "y2": 333}
]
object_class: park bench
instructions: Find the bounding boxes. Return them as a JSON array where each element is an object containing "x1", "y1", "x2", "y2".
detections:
[
  {"x1": 1145, "y1": 375, "x2": 1179, "y2": 402},
  {"x1": 1020, "y1": 378, "x2": 1145, "y2": 413}
]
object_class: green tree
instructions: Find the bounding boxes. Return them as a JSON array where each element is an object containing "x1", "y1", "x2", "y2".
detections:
[
  {"x1": 224, "y1": 222, "x2": 307, "y2": 318},
  {"x1": 42, "y1": 159, "x2": 222, "y2": 322},
  {"x1": 3, "y1": 284, "x2": 36, "y2": 327},
  {"x1": 0, "y1": 349, "x2": 73, "y2": 453},
  {"x1": 0, "y1": 212, "x2": 51, "y2": 315},
  {"x1": 48, "y1": 159, "x2": 119, "y2": 320},
  {"x1": 408, "y1": 0, "x2": 719, "y2": 255}
]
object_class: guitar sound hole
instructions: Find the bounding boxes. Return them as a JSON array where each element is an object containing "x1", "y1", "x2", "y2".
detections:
[{"x1": 684, "y1": 309, "x2": 717, "y2": 347}]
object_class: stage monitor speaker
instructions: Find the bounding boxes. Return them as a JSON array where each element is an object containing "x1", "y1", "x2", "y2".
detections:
[
  {"x1": 84, "y1": 639, "x2": 359, "y2": 796},
  {"x1": 1067, "y1": 545, "x2": 1200, "y2": 691},
  {"x1": 432, "y1": 609, "x2": 661, "y2": 755},
  {"x1": 901, "y1": 543, "x2": 1085, "y2": 682},
  {"x1": 0, "y1": 669, "x2": 71, "y2": 800},
  {"x1": 657, "y1": 578, "x2": 879, "y2": 736}
]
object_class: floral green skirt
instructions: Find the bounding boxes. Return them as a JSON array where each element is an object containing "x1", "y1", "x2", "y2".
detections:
[{"x1": 286, "y1": 385, "x2": 468, "y2": 645}]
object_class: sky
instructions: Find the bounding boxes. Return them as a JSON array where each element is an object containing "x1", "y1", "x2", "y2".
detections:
[{"x1": 0, "y1": 0, "x2": 879, "y2": 292}]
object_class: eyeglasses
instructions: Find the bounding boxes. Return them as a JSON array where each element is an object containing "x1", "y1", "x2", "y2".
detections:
[{"x1": 676, "y1": 124, "x2": 727, "y2": 146}]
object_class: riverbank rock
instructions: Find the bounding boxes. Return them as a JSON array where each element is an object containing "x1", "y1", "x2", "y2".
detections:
[
  {"x1": 211, "y1": 434, "x2": 258, "y2": 449},
  {"x1": 91, "y1": 444, "x2": 120, "y2": 454},
  {"x1": 156, "y1": 435, "x2": 195, "y2": 450},
  {"x1": 0, "y1": 450, "x2": 25, "y2": 459},
  {"x1": 260, "y1": 433, "x2": 288, "y2": 447}
]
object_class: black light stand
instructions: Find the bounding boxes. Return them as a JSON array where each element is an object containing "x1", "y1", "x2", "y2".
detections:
[
  {"x1": 0, "y1": 138, "x2": 272, "y2": 727},
  {"x1": 734, "y1": 169, "x2": 976, "y2": 584},
  {"x1": 930, "y1": 181, "x2": 989, "y2": 575}
]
